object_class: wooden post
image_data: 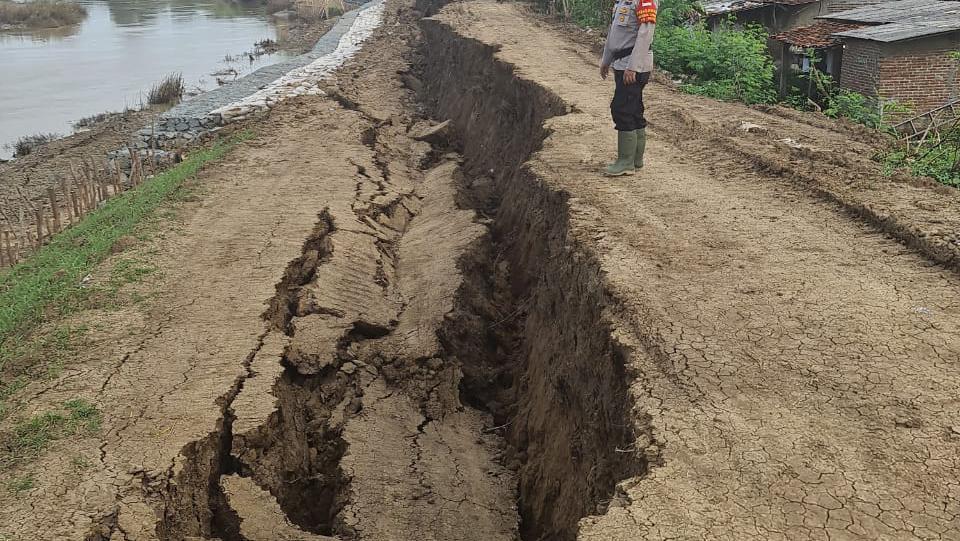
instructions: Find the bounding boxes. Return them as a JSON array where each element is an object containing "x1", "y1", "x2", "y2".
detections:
[
  {"x1": 34, "y1": 209, "x2": 43, "y2": 247},
  {"x1": 779, "y1": 42, "x2": 791, "y2": 100},
  {"x1": 48, "y1": 188, "x2": 62, "y2": 234},
  {"x1": 17, "y1": 207, "x2": 27, "y2": 252},
  {"x1": 33, "y1": 209, "x2": 43, "y2": 248},
  {"x1": 74, "y1": 179, "x2": 85, "y2": 214},
  {"x1": 87, "y1": 175, "x2": 94, "y2": 207},
  {"x1": 129, "y1": 147, "x2": 142, "y2": 186},
  {"x1": 3, "y1": 230, "x2": 15, "y2": 266},
  {"x1": 114, "y1": 161, "x2": 124, "y2": 193},
  {"x1": 87, "y1": 175, "x2": 97, "y2": 209},
  {"x1": 70, "y1": 184, "x2": 81, "y2": 219},
  {"x1": 60, "y1": 179, "x2": 73, "y2": 224}
]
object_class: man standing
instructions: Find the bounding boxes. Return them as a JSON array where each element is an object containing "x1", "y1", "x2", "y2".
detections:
[{"x1": 600, "y1": 0, "x2": 657, "y2": 176}]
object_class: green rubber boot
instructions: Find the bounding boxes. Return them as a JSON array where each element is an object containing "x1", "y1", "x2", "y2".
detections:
[
  {"x1": 635, "y1": 128, "x2": 647, "y2": 169},
  {"x1": 604, "y1": 130, "x2": 637, "y2": 177}
]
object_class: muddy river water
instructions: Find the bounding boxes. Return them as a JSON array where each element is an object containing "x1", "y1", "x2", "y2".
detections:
[{"x1": 0, "y1": 0, "x2": 291, "y2": 159}]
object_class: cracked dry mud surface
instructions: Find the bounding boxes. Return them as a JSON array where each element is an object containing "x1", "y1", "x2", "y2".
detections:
[
  {"x1": 3, "y1": 0, "x2": 960, "y2": 539},
  {"x1": 425, "y1": 1, "x2": 960, "y2": 539}
]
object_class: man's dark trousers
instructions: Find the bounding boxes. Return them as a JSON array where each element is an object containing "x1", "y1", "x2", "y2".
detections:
[{"x1": 611, "y1": 70, "x2": 651, "y2": 131}]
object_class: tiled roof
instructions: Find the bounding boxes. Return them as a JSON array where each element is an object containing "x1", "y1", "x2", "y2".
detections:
[{"x1": 771, "y1": 20, "x2": 867, "y2": 47}]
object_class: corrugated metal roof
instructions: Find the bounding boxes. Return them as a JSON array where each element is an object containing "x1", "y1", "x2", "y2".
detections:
[
  {"x1": 821, "y1": 0, "x2": 960, "y2": 41},
  {"x1": 834, "y1": 19, "x2": 960, "y2": 41}
]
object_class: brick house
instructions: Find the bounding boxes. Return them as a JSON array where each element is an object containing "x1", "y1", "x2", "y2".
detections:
[
  {"x1": 771, "y1": 0, "x2": 960, "y2": 114},
  {"x1": 705, "y1": 0, "x2": 883, "y2": 96}
]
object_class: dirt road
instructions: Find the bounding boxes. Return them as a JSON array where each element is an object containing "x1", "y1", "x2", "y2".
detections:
[{"x1": 2, "y1": 0, "x2": 960, "y2": 539}]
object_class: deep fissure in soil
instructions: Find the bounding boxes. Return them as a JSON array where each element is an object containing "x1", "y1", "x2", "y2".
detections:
[
  {"x1": 415, "y1": 17, "x2": 650, "y2": 541},
  {"x1": 155, "y1": 9, "x2": 649, "y2": 541}
]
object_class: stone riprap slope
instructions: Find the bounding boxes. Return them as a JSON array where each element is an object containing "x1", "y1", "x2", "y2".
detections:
[{"x1": 133, "y1": 0, "x2": 385, "y2": 151}]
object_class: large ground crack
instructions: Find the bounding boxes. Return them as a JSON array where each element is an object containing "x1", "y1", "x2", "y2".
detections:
[{"x1": 152, "y1": 6, "x2": 652, "y2": 541}]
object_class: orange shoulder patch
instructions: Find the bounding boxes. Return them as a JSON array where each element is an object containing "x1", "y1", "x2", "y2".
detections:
[{"x1": 636, "y1": 0, "x2": 657, "y2": 23}]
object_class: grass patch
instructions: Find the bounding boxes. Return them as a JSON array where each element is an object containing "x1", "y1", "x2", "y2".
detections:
[
  {"x1": 0, "y1": 378, "x2": 28, "y2": 421},
  {"x1": 6, "y1": 475, "x2": 34, "y2": 495},
  {"x1": 0, "y1": 132, "x2": 252, "y2": 356},
  {"x1": 0, "y1": 326, "x2": 87, "y2": 402},
  {"x1": 883, "y1": 146, "x2": 960, "y2": 188},
  {"x1": 0, "y1": 0, "x2": 87, "y2": 29},
  {"x1": 71, "y1": 454, "x2": 92, "y2": 470},
  {"x1": 109, "y1": 258, "x2": 157, "y2": 291},
  {"x1": 147, "y1": 73, "x2": 185, "y2": 106},
  {"x1": 1, "y1": 399, "x2": 101, "y2": 470}
]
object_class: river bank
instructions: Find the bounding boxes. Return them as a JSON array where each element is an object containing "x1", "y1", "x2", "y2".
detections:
[
  {"x1": 0, "y1": 2, "x2": 372, "y2": 266},
  {"x1": 0, "y1": 0, "x2": 292, "y2": 161},
  {"x1": 0, "y1": 0, "x2": 86, "y2": 30}
]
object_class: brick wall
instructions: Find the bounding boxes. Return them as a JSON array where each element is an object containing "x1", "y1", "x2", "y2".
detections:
[
  {"x1": 839, "y1": 39, "x2": 881, "y2": 96},
  {"x1": 879, "y1": 47, "x2": 959, "y2": 114}
]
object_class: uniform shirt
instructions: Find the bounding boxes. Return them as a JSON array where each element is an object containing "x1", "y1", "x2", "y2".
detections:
[{"x1": 601, "y1": 0, "x2": 657, "y2": 73}]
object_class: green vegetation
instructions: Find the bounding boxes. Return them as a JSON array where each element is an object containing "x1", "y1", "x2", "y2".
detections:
[
  {"x1": 654, "y1": 17, "x2": 776, "y2": 104},
  {"x1": 883, "y1": 136, "x2": 960, "y2": 188},
  {"x1": 0, "y1": 326, "x2": 86, "y2": 384},
  {"x1": 531, "y1": 0, "x2": 614, "y2": 27},
  {"x1": 2, "y1": 399, "x2": 101, "y2": 469},
  {"x1": 876, "y1": 52, "x2": 960, "y2": 186},
  {"x1": 147, "y1": 73, "x2": 185, "y2": 106},
  {"x1": 0, "y1": 134, "x2": 248, "y2": 434},
  {"x1": 71, "y1": 454, "x2": 92, "y2": 470},
  {"x1": 785, "y1": 48, "x2": 909, "y2": 130},
  {"x1": 0, "y1": 133, "x2": 252, "y2": 364},
  {"x1": 0, "y1": 0, "x2": 87, "y2": 29},
  {"x1": 540, "y1": 0, "x2": 960, "y2": 188},
  {"x1": 6, "y1": 475, "x2": 34, "y2": 494}
]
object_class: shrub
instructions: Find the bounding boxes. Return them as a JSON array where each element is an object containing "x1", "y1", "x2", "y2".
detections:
[
  {"x1": 0, "y1": 0, "x2": 86, "y2": 28},
  {"x1": 147, "y1": 73, "x2": 185, "y2": 106},
  {"x1": 883, "y1": 130, "x2": 960, "y2": 188},
  {"x1": 9, "y1": 133, "x2": 61, "y2": 158},
  {"x1": 788, "y1": 50, "x2": 908, "y2": 131},
  {"x1": 654, "y1": 18, "x2": 777, "y2": 104}
]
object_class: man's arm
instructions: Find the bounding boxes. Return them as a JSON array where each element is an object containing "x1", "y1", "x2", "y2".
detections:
[
  {"x1": 600, "y1": 40, "x2": 615, "y2": 79},
  {"x1": 624, "y1": 22, "x2": 655, "y2": 85}
]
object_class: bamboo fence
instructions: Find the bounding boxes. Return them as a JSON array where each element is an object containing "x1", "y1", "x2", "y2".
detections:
[{"x1": 0, "y1": 147, "x2": 151, "y2": 268}]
